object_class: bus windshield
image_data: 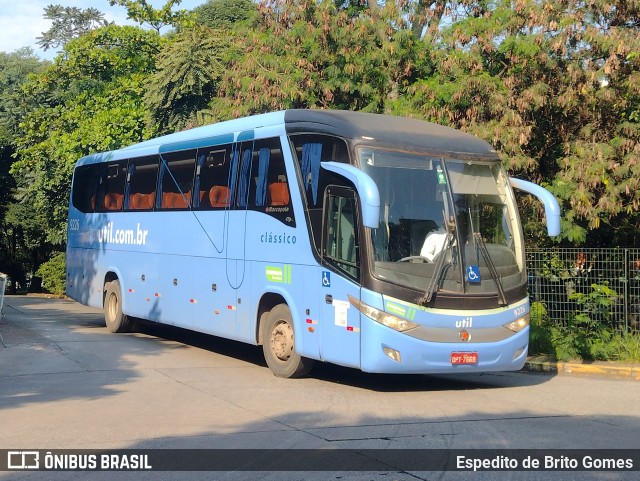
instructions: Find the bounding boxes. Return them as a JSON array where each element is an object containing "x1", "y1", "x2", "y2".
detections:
[{"x1": 360, "y1": 148, "x2": 525, "y2": 300}]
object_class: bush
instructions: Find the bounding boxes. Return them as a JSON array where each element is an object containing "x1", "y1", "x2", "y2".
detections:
[
  {"x1": 35, "y1": 252, "x2": 66, "y2": 296},
  {"x1": 529, "y1": 301, "x2": 554, "y2": 355},
  {"x1": 567, "y1": 283, "x2": 616, "y2": 360},
  {"x1": 529, "y1": 283, "x2": 640, "y2": 362},
  {"x1": 605, "y1": 332, "x2": 640, "y2": 363}
]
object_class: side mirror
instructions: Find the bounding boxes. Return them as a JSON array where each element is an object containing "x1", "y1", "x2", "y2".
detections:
[
  {"x1": 509, "y1": 177, "x2": 561, "y2": 237},
  {"x1": 321, "y1": 162, "x2": 380, "y2": 228}
]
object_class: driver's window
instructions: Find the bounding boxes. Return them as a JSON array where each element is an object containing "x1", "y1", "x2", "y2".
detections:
[{"x1": 323, "y1": 187, "x2": 359, "y2": 280}]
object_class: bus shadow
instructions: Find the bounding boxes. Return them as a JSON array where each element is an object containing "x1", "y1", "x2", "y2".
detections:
[
  {"x1": 312, "y1": 363, "x2": 552, "y2": 392},
  {"x1": 133, "y1": 320, "x2": 552, "y2": 393},
  {"x1": 134, "y1": 320, "x2": 267, "y2": 368}
]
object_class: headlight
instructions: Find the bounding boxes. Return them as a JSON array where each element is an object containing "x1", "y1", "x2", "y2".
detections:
[
  {"x1": 348, "y1": 295, "x2": 419, "y2": 332},
  {"x1": 504, "y1": 315, "x2": 530, "y2": 333}
]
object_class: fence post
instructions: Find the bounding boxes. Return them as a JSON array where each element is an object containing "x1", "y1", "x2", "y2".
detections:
[
  {"x1": 624, "y1": 249, "x2": 629, "y2": 331},
  {"x1": 0, "y1": 272, "x2": 7, "y2": 319},
  {"x1": 0, "y1": 272, "x2": 7, "y2": 347}
]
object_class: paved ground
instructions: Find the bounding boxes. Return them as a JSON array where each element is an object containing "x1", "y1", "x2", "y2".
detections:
[{"x1": 1, "y1": 296, "x2": 639, "y2": 481}]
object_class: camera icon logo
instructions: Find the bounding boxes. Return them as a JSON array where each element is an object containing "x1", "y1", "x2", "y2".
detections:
[{"x1": 7, "y1": 451, "x2": 39, "y2": 469}]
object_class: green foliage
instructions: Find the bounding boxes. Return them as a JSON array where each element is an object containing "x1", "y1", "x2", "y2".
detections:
[
  {"x1": 36, "y1": 252, "x2": 67, "y2": 296},
  {"x1": 528, "y1": 301, "x2": 554, "y2": 355},
  {"x1": 399, "y1": 0, "x2": 640, "y2": 246},
  {"x1": 605, "y1": 333, "x2": 640, "y2": 364},
  {"x1": 144, "y1": 25, "x2": 228, "y2": 133},
  {"x1": 4, "y1": 0, "x2": 640, "y2": 286},
  {"x1": 206, "y1": 0, "x2": 430, "y2": 120},
  {"x1": 37, "y1": 5, "x2": 110, "y2": 51},
  {"x1": 0, "y1": 48, "x2": 47, "y2": 148},
  {"x1": 0, "y1": 202, "x2": 51, "y2": 293},
  {"x1": 530, "y1": 283, "x2": 639, "y2": 362},
  {"x1": 109, "y1": 0, "x2": 194, "y2": 32},
  {"x1": 0, "y1": 49, "x2": 49, "y2": 285},
  {"x1": 548, "y1": 324, "x2": 582, "y2": 362},
  {"x1": 569, "y1": 283, "x2": 618, "y2": 328},
  {"x1": 11, "y1": 25, "x2": 160, "y2": 244},
  {"x1": 564, "y1": 283, "x2": 617, "y2": 360},
  {"x1": 193, "y1": 0, "x2": 258, "y2": 29}
]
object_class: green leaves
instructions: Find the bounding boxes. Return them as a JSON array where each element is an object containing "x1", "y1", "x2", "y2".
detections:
[
  {"x1": 37, "y1": 5, "x2": 110, "y2": 51},
  {"x1": 400, "y1": 0, "x2": 640, "y2": 246},
  {"x1": 108, "y1": 0, "x2": 194, "y2": 32},
  {"x1": 3, "y1": 0, "x2": 640, "y2": 254},
  {"x1": 35, "y1": 252, "x2": 67, "y2": 296},
  {"x1": 11, "y1": 25, "x2": 160, "y2": 244},
  {"x1": 193, "y1": 0, "x2": 258, "y2": 30},
  {"x1": 144, "y1": 25, "x2": 227, "y2": 133},
  {"x1": 207, "y1": 0, "x2": 428, "y2": 119}
]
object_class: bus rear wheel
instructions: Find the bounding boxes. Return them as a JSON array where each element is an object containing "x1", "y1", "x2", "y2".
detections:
[
  {"x1": 104, "y1": 280, "x2": 132, "y2": 333},
  {"x1": 263, "y1": 304, "x2": 314, "y2": 378}
]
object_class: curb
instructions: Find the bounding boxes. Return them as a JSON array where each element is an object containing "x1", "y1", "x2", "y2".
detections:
[{"x1": 523, "y1": 359, "x2": 640, "y2": 381}]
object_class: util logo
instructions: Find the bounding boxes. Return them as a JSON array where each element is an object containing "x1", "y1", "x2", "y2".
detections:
[{"x1": 455, "y1": 317, "x2": 473, "y2": 328}]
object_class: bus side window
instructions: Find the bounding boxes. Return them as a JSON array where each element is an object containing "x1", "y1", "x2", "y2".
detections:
[
  {"x1": 323, "y1": 187, "x2": 359, "y2": 280},
  {"x1": 127, "y1": 156, "x2": 159, "y2": 211},
  {"x1": 97, "y1": 161, "x2": 127, "y2": 212},
  {"x1": 289, "y1": 134, "x2": 350, "y2": 209},
  {"x1": 236, "y1": 141, "x2": 255, "y2": 208},
  {"x1": 159, "y1": 149, "x2": 196, "y2": 209},
  {"x1": 249, "y1": 137, "x2": 295, "y2": 226},
  {"x1": 71, "y1": 164, "x2": 102, "y2": 213},
  {"x1": 195, "y1": 145, "x2": 234, "y2": 210}
]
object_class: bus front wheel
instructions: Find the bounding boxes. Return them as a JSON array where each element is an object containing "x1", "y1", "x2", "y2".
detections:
[
  {"x1": 263, "y1": 304, "x2": 314, "y2": 378},
  {"x1": 104, "y1": 280, "x2": 132, "y2": 333}
]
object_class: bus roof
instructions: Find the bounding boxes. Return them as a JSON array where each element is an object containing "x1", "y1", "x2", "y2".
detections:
[
  {"x1": 75, "y1": 109, "x2": 498, "y2": 166},
  {"x1": 283, "y1": 110, "x2": 498, "y2": 159}
]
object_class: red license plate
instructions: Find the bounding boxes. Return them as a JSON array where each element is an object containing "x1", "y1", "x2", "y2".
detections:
[{"x1": 450, "y1": 352, "x2": 478, "y2": 365}]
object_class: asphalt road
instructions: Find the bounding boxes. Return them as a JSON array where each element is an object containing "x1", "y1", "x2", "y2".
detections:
[{"x1": 1, "y1": 296, "x2": 639, "y2": 481}]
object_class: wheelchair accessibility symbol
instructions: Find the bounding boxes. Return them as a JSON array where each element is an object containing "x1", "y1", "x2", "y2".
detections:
[
  {"x1": 467, "y1": 265, "x2": 481, "y2": 283},
  {"x1": 322, "y1": 271, "x2": 331, "y2": 288}
]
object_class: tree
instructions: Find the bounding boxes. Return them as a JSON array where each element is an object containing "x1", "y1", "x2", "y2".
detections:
[
  {"x1": 11, "y1": 25, "x2": 161, "y2": 245},
  {"x1": 0, "y1": 48, "x2": 48, "y2": 288},
  {"x1": 0, "y1": 201, "x2": 51, "y2": 293},
  {"x1": 205, "y1": 0, "x2": 430, "y2": 120},
  {"x1": 0, "y1": 48, "x2": 46, "y2": 147},
  {"x1": 395, "y1": 0, "x2": 640, "y2": 246},
  {"x1": 108, "y1": 0, "x2": 194, "y2": 33},
  {"x1": 6, "y1": 0, "x2": 640, "y2": 251},
  {"x1": 193, "y1": 0, "x2": 258, "y2": 29},
  {"x1": 144, "y1": 25, "x2": 229, "y2": 134},
  {"x1": 36, "y1": 5, "x2": 110, "y2": 51}
]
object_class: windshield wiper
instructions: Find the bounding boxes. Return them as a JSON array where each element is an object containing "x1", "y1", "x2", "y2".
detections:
[
  {"x1": 418, "y1": 232, "x2": 454, "y2": 305},
  {"x1": 473, "y1": 232, "x2": 508, "y2": 306}
]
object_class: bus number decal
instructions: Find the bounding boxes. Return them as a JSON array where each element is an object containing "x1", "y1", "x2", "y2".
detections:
[{"x1": 513, "y1": 305, "x2": 527, "y2": 317}]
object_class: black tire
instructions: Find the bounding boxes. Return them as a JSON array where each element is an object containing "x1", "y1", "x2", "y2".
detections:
[
  {"x1": 262, "y1": 304, "x2": 314, "y2": 378},
  {"x1": 104, "y1": 280, "x2": 132, "y2": 333}
]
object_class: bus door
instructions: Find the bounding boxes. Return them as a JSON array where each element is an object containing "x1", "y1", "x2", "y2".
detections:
[
  {"x1": 226, "y1": 140, "x2": 254, "y2": 290},
  {"x1": 320, "y1": 186, "x2": 362, "y2": 369},
  {"x1": 190, "y1": 143, "x2": 238, "y2": 337},
  {"x1": 220, "y1": 139, "x2": 253, "y2": 340}
]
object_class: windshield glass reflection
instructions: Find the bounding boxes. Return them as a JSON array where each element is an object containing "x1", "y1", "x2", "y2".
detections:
[{"x1": 360, "y1": 148, "x2": 525, "y2": 302}]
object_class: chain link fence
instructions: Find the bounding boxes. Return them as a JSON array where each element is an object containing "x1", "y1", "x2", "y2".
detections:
[{"x1": 527, "y1": 248, "x2": 640, "y2": 332}]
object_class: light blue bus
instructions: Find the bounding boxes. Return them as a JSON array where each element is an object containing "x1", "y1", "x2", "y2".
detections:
[{"x1": 66, "y1": 109, "x2": 560, "y2": 377}]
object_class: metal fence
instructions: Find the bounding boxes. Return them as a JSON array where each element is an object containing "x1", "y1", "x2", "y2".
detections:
[{"x1": 526, "y1": 248, "x2": 640, "y2": 332}]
